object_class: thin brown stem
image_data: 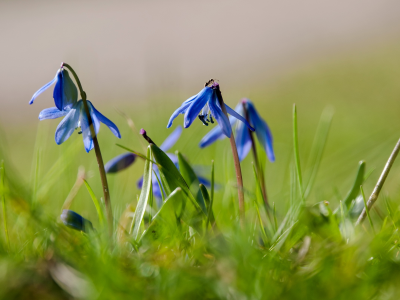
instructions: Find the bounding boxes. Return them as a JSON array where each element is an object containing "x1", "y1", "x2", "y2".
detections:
[
  {"x1": 62, "y1": 63, "x2": 113, "y2": 235},
  {"x1": 214, "y1": 85, "x2": 245, "y2": 227},
  {"x1": 356, "y1": 137, "x2": 400, "y2": 226}
]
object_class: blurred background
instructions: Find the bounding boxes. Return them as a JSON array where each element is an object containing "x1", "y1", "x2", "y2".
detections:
[{"x1": 1, "y1": 0, "x2": 400, "y2": 222}]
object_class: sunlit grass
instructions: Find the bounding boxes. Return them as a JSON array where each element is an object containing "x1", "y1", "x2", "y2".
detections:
[{"x1": 1, "y1": 45, "x2": 400, "y2": 298}]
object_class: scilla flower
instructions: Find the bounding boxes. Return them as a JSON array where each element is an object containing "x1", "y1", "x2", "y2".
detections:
[
  {"x1": 60, "y1": 210, "x2": 93, "y2": 232},
  {"x1": 38, "y1": 100, "x2": 121, "y2": 152},
  {"x1": 30, "y1": 67, "x2": 78, "y2": 111},
  {"x1": 200, "y1": 99, "x2": 275, "y2": 162},
  {"x1": 167, "y1": 81, "x2": 254, "y2": 137}
]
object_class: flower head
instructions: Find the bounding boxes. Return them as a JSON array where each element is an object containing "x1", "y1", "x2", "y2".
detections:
[
  {"x1": 60, "y1": 209, "x2": 93, "y2": 232},
  {"x1": 199, "y1": 99, "x2": 275, "y2": 162},
  {"x1": 39, "y1": 100, "x2": 121, "y2": 152},
  {"x1": 167, "y1": 81, "x2": 254, "y2": 138},
  {"x1": 30, "y1": 67, "x2": 78, "y2": 111}
]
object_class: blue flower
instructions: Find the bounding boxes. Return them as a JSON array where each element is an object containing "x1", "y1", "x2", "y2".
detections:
[
  {"x1": 167, "y1": 82, "x2": 254, "y2": 138},
  {"x1": 199, "y1": 99, "x2": 275, "y2": 162},
  {"x1": 39, "y1": 100, "x2": 121, "y2": 153},
  {"x1": 60, "y1": 210, "x2": 93, "y2": 232},
  {"x1": 30, "y1": 67, "x2": 78, "y2": 111}
]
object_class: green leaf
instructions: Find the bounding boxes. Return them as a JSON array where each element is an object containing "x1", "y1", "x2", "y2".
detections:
[
  {"x1": 334, "y1": 161, "x2": 365, "y2": 214},
  {"x1": 150, "y1": 144, "x2": 206, "y2": 233},
  {"x1": 139, "y1": 188, "x2": 185, "y2": 246},
  {"x1": 150, "y1": 144, "x2": 204, "y2": 216},
  {"x1": 177, "y1": 151, "x2": 207, "y2": 214},
  {"x1": 83, "y1": 179, "x2": 105, "y2": 227},
  {"x1": 200, "y1": 184, "x2": 215, "y2": 230},
  {"x1": 131, "y1": 146, "x2": 153, "y2": 240}
]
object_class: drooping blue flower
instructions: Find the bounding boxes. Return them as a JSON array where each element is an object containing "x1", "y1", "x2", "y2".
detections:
[
  {"x1": 39, "y1": 100, "x2": 121, "y2": 153},
  {"x1": 30, "y1": 67, "x2": 78, "y2": 111},
  {"x1": 199, "y1": 99, "x2": 275, "y2": 162},
  {"x1": 60, "y1": 210, "x2": 93, "y2": 232},
  {"x1": 167, "y1": 82, "x2": 254, "y2": 138}
]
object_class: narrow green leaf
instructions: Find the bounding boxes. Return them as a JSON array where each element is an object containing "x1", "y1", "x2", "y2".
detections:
[
  {"x1": 0, "y1": 160, "x2": 10, "y2": 251},
  {"x1": 360, "y1": 185, "x2": 375, "y2": 234},
  {"x1": 150, "y1": 144, "x2": 204, "y2": 216},
  {"x1": 177, "y1": 151, "x2": 207, "y2": 214},
  {"x1": 83, "y1": 179, "x2": 105, "y2": 227},
  {"x1": 334, "y1": 161, "x2": 365, "y2": 215},
  {"x1": 200, "y1": 184, "x2": 215, "y2": 230},
  {"x1": 304, "y1": 107, "x2": 334, "y2": 198},
  {"x1": 131, "y1": 146, "x2": 153, "y2": 240},
  {"x1": 293, "y1": 104, "x2": 304, "y2": 203}
]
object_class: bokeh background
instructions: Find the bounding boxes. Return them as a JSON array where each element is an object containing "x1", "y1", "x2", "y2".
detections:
[{"x1": 1, "y1": 0, "x2": 400, "y2": 223}]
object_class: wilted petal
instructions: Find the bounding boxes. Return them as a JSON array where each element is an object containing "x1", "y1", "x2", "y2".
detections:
[
  {"x1": 160, "y1": 126, "x2": 182, "y2": 152},
  {"x1": 247, "y1": 101, "x2": 275, "y2": 162},
  {"x1": 105, "y1": 152, "x2": 136, "y2": 173},
  {"x1": 225, "y1": 104, "x2": 255, "y2": 132},
  {"x1": 199, "y1": 116, "x2": 236, "y2": 148},
  {"x1": 235, "y1": 118, "x2": 252, "y2": 161},
  {"x1": 29, "y1": 70, "x2": 59, "y2": 105},
  {"x1": 208, "y1": 95, "x2": 232, "y2": 138},
  {"x1": 183, "y1": 87, "x2": 213, "y2": 128},
  {"x1": 89, "y1": 101, "x2": 121, "y2": 138},
  {"x1": 39, "y1": 107, "x2": 69, "y2": 120},
  {"x1": 55, "y1": 102, "x2": 80, "y2": 145},
  {"x1": 60, "y1": 210, "x2": 93, "y2": 232}
]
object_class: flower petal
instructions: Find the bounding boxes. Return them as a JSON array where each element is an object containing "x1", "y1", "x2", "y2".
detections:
[
  {"x1": 89, "y1": 101, "x2": 121, "y2": 138},
  {"x1": 199, "y1": 116, "x2": 236, "y2": 148},
  {"x1": 61, "y1": 69, "x2": 78, "y2": 110},
  {"x1": 160, "y1": 126, "x2": 182, "y2": 152},
  {"x1": 225, "y1": 104, "x2": 255, "y2": 131},
  {"x1": 247, "y1": 101, "x2": 275, "y2": 162},
  {"x1": 39, "y1": 107, "x2": 69, "y2": 120},
  {"x1": 29, "y1": 70, "x2": 59, "y2": 105},
  {"x1": 53, "y1": 70, "x2": 64, "y2": 110},
  {"x1": 54, "y1": 102, "x2": 80, "y2": 145},
  {"x1": 79, "y1": 102, "x2": 100, "y2": 153},
  {"x1": 235, "y1": 118, "x2": 252, "y2": 161},
  {"x1": 208, "y1": 95, "x2": 232, "y2": 138},
  {"x1": 105, "y1": 152, "x2": 136, "y2": 173},
  {"x1": 167, "y1": 102, "x2": 192, "y2": 128},
  {"x1": 183, "y1": 87, "x2": 213, "y2": 128},
  {"x1": 60, "y1": 209, "x2": 93, "y2": 232}
]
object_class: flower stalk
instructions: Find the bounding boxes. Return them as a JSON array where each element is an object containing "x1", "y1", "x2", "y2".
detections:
[
  {"x1": 356, "y1": 137, "x2": 400, "y2": 226},
  {"x1": 62, "y1": 63, "x2": 113, "y2": 235},
  {"x1": 214, "y1": 85, "x2": 245, "y2": 227},
  {"x1": 242, "y1": 103, "x2": 269, "y2": 211}
]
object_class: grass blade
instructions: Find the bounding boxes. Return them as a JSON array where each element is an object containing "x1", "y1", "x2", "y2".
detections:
[
  {"x1": 293, "y1": 104, "x2": 304, "y2": 203},
  {"x1": 360, "y1": 185, "x2": 375, "y2": 234},
  {"x1": 131, "y1": 146, "x2": 153, "y2": 240},
  {"x1": 83, "y1": 179, "x2": 105, "y2": 227},
  {"x1": 1, "y1": 161, "x2": 10, "y2": 251}
]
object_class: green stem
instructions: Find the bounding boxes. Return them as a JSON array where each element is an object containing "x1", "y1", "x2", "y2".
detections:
[
  {"x1": 242, "y1": 102, "x2": 269, "y2": 212},
  {"x1": 214, "y1": 84, "x2": 245, "y2": 227},
  {"x1": 62, "y1": 63, "x2": 113, "y2": 235},
  {"x1": 356, "y1": 137, "x2": 400, "y2": 226},
  {"x1": 1, "y1": 161, "x2": 10, "y2": 251}
]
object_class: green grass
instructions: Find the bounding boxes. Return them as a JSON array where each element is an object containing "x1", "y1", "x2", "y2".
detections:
[{"x1": 1, "y1": 44, "x2": 400, "y2": 299}]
